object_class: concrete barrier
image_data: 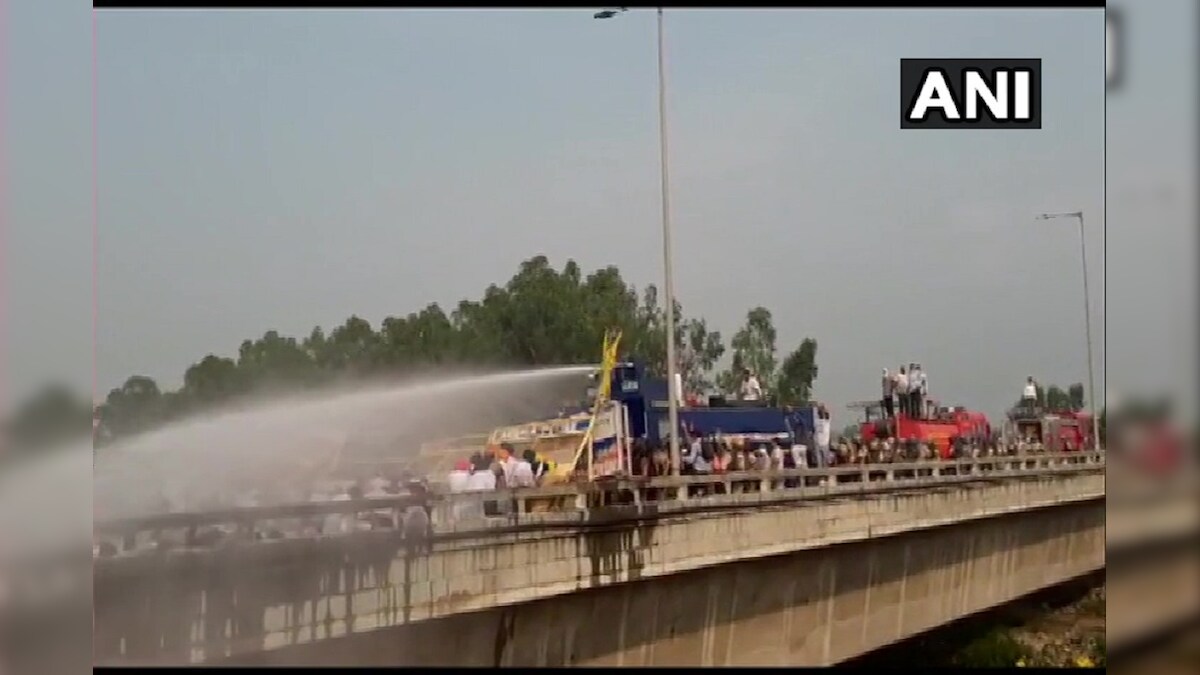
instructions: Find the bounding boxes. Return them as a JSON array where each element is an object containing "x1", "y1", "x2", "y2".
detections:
[{"x1": 93, "y1": 452, "x2": 1104, "y2": 552}]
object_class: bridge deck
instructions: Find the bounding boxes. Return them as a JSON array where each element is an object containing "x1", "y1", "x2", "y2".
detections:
[{"x1": 94, "y1": 452, "x2": 1105, "y2": 556}]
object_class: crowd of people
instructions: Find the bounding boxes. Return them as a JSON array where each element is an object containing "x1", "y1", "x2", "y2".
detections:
[
  {"x1": 628, "y1": 428, "x2": 1015, "y2": 482},
  {"x1": 441, "y1": 444, "x2": 571, "y2": 517}
]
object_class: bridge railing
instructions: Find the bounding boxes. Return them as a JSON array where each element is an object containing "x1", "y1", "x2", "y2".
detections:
[{"x1": 93, "y1": 451, "x2": 1104, "y2": 555}]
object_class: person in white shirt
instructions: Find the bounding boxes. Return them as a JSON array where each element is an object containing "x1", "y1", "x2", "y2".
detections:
[
  {"x1": 769, "y1": 441, "x2": 785, "y2": 469},
  {"x1": 909, "y1": 363, "x2": 925, "y2": 420},
  {"x1": 791, "y1": 443, "x2": 809, "y2": 470},
  {"x1": 447, "y1": 460, "x2": 472, "y2": 494},
  {"x1": 691, "y1": 443, "x2": 712, "y2": 474},
  {"x1": 894, "y1": 367, "x2": 910, "y2": 417},
  {"x1": 918, "y1": 364, "x2": 930, "y2": 418},
  {"x1": 1022, "y1": 376, "x2": 1038, "y2": 402},
  {"x1": 362, "y1": 473, "x2": 395, "y2": 529},
  {"x1": 465, "y1": 455, "x2": 498, "y2": 518},
  {"x1": 509, "y1": 456, "x2": 536, "y2": 489},
  {"x1": 740, "y1": 369, "x2": 763, "y2": 402},
  {"x1": 881, "y1": 368, "x2": 895, "y2": 418},
  {"x1": 502, "y1": 455, "x2": 519, "y2": 486},
  {"x1": 813, "y1": 406, "x2": 832, "y2": 469},
  {"x1": 495, "y1": 444, "x2": 520, "y2": 485},
  {"x1": 401, "y1": 480, "x2": 433, "y2": 555},
  {"x1": 365, "y1": 471, "x2": 390, "y2": 497},
  {"x1": 447, "y1": 460, "x2": 472, "y2": 520},
  {"x1": 466, "y1": 462, "x2": 497, "y2": 491}
]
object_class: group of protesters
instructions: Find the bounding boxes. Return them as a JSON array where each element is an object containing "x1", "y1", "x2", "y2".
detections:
[
  {"x1": 629, "y1": 431, "x2": 1009, "y2": 479},
  {"x1": 881, "y1": 363, "x2": 930, "y2": 419}
]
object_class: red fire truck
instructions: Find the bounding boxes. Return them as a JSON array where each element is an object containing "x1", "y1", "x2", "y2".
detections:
[
  {"x1": 850, "y1": 399, "x2": 992, "y2": 459},
  {"x1": 1007, "y1": 404, "x2": 1096, "y2": 451}
]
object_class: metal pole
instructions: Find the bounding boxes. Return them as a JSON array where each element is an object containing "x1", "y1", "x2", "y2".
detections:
[
  {"x1": 1075, "y1": 212, "x2": 1101, "y2": 449},
  {"x1": 656, "y1": 7, "x2": 681, "y2": 476}
]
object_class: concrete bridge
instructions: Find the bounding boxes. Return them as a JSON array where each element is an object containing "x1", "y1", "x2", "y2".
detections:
[{"x1": 89, "y1": 452, "x2": 1121, "y2": 666}]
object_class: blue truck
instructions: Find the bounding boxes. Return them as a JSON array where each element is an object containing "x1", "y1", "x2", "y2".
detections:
[{"x1": 570, "y1": 361, "x2": 816, "y2": 447}]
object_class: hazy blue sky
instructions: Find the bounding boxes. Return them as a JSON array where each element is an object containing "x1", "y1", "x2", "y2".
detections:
[{"x1": 10, "y1": 6, "x2": 1112, "y2": 422}]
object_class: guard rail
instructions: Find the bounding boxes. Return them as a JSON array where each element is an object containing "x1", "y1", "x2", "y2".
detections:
[{"x1": 93, "y1": 451, "x2": 1104, "y2": 555}]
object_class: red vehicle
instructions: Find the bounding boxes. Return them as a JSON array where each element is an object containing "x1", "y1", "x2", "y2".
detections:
[
  {"x1": 1007, "y1": 404, "x2": 1095, "y2": 451},
  {"x1": 850, "y1": 400, "x2": 992, "y2": 459}
]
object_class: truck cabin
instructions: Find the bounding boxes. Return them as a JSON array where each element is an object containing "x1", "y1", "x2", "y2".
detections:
[
  {"x1": 1013, "y1": 418, "x2": 1045, "y2": 445},
  {"x1": 1008, "y1": 411, "x2": 1087, "y2": 451},
  {"x1": 849, "y1": 400, "x2": 891, "y2": 440}
]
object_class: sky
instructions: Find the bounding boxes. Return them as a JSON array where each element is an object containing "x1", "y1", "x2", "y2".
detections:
[{"x1": 7, "y1": 6, "x2": 1117, "y2": 424}]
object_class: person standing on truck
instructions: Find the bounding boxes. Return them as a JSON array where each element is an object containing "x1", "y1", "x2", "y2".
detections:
[
  {"x1": 910, "y1": 363, "x2": 926, "y2": 420},
  {"x1": 894, "y1": 367, "x2": 910, "y2": 418},
  {"x1": 1022, "y1": 376, "x2": 1038, "y2": 400},
  {"x1": 1022, "y1": 376, "x2": 1039, "y2": 414},
  {"x1": 813, "y1": 406, "x2": 832, "y2": 469},
  {"x1": 740, "y1": 368, "x2": 763, "y2": 402},
  {"x1": 881, "y1": 368, "x2": 896, "y2": 418}
]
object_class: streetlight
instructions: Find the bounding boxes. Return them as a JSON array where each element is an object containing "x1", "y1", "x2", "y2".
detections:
[
  {"x1": 1036, "y1": 211, "x2": 1102, "y2": 450},
  {"x1": 595, "y1": 7, "x2": 681, "y2": 475}
]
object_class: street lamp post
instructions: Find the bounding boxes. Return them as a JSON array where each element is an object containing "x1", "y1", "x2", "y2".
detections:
[
  {"x1": 596, "y1": 7, "x2": 681, "y2": 475},
  {"x1": 1036, "y1": 211, "x2": 1102, "y2": 450}
]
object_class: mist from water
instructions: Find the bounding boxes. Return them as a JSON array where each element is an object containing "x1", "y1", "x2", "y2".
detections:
[
  {"x1": 0, "y1": 439, "x2": 93, "y2": 566},
  {"x1": 93, "y1": 365, "x2": 593, "y2": 521}
]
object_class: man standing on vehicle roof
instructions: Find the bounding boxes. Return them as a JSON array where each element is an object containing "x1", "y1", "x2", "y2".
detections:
[
  {"x1": 813, "y1": 405, "x2": 832, "y2": 469},
  {"x1": 1022, "y1": 376, "x2": 1038, "y2": 400},
  {"x1": 881, "y1": 368, "x2": 895, "y2": 418},
  {"x1": 910, "y1": 363, "x2": 926, "y2": 420},
  {"x1": 740, "y1": 368, "x2": 763, "y2": 402},
  {"x1": 894, "y1": 367, "x2": 910, "y2": 418},
  {"x1": 1022, "y1": 376, "x2": 1039, "y2": 414}
]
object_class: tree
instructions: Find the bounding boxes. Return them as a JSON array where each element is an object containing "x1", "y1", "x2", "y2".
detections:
[
  {"x1": 578, "y1": 267, "x2": 644, "y2": 366},
  {"x1": 716, "y1": 351, "x2": 744, "y2": 395},
  {"x1": 303, "y1": 314, "x2": 381, "y2": 378},
  {"x1": 77, "y1": 255, "x2": 754, "y2": 446},
  {"x1": 183, "y1": 355, "x2": 244, "y2": 405},
  {"x1": 623, "y1": 285, "x2": 663, "y2": 375},
  {"x1": 678, "y1": 318, "x2": 725, "y2": 393},
  {"x1": 775, "y1": 338, "x2": 819, "y2": 406},
  {"x1": 95, "y1": 375, "x2": 164, "y2": 437},
  {"x1": 720, "y1": 307, "x2": 777, "y2": 395},
  {"x1": 237, "y1": 330, "x2": 317, "y2": 389},
  {"x1": 295, "y1": 326, "x2": 331, "y2": 383},
  {"x1": 1045, "y1": 385, "x2": 1071, "y2": 412}
]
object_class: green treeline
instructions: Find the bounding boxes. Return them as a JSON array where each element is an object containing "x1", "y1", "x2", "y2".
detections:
[{"x1": 6, "y1": 256, "x2": 819, "y2": 453}]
